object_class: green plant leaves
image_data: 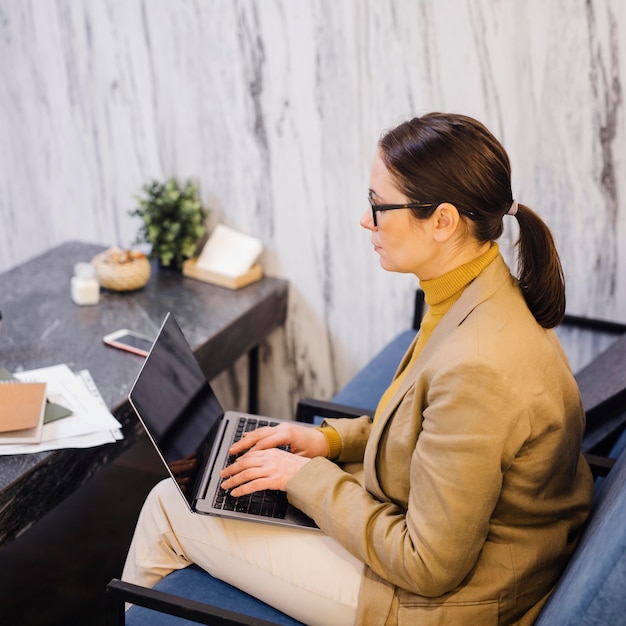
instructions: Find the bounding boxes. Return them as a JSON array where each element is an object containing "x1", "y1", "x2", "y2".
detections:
[{"x1": 130, "y1": 178, "x2": 209, "y2": 268}]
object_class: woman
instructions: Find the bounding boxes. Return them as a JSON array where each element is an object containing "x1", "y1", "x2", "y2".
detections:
[{"x1": 123, "y1": 113, "x2": 594, "y2": 625}]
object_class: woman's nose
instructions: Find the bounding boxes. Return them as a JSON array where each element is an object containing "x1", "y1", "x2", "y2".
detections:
[{"x1": 360, "y1": 207, "x2": 375, "y2": 230}]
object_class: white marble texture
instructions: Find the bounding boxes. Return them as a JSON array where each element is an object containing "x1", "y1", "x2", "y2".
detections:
[{"x1": 1, "y1": 0, "x2": 625, "y2": 418}]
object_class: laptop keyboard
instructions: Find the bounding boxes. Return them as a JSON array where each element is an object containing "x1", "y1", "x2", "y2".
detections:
[{"x1": 213, "y1": 417, "x2": 289, "y2": 520}]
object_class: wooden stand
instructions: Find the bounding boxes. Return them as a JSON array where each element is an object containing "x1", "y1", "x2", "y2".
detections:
[{"x1": 182, "y1": 258, "x2": 263, "y2": 289}]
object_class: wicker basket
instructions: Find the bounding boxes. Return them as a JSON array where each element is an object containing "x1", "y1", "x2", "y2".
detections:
[{"x1": 92, "y1": 248, "x2": 151, "y2": 291}]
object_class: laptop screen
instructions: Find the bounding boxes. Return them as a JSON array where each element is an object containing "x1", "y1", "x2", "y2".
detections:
[{"x1": 128, "y1": 313, "x2": 224, "y2": 463}]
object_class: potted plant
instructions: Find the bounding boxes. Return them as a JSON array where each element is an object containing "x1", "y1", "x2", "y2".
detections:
[{"x1": 131, "y1": 178, "x2": 209, "y2": 269}]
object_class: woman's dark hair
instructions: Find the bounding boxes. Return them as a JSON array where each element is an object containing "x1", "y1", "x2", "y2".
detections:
[{"x1": 378, "y1": 112, "x2": 565, "y2": 329}]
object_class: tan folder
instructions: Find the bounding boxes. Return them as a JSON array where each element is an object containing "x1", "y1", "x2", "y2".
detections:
[{"x1": 0, "y1": 382, "x2": 47, "y2": 444}]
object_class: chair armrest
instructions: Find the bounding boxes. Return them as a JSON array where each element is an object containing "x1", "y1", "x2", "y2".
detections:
[
  {"x1": 583, "y1": 452, "x2": 616, "y2": 478},
  {"x1": 561, "y1": 314, "x2": 626, "y2": 335},
  {"x1": 106, "y1": 578, "x2": 280, "y2": 626},
  {"x1": 295, "y1": 398, "x2": 374, "y2": 423}
]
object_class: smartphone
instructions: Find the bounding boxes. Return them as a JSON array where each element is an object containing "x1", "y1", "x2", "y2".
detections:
[{"x1": 102, "y1": 329, "x2": 154, "y2": 357}]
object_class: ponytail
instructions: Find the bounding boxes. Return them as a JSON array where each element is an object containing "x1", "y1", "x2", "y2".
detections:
[{"x1": 513, "y1": 204, "x2": 566, "y2": 329}]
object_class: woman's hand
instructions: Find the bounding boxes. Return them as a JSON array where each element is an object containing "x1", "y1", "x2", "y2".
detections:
[
  {"x1": 219, "y1": 423, "x2": 328, "y2": 497},
  {"x1": 220, "y1": 448, "x2": 311, "y2": 497},
  {"x1": 229, "y1": 422, "x2": 329, "y2": 459}
]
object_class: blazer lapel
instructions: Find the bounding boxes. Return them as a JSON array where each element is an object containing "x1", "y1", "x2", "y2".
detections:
[{"x1": 366, "y1": 255, "x2": 514, "y2": 457}]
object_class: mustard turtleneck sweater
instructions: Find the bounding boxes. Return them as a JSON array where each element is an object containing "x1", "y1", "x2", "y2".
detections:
[{"x1": 320, "y1": 242, "x2": 500, "y2": 460}]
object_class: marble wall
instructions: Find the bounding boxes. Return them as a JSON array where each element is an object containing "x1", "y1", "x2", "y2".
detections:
[{"x1": 1, "y1": 0, "x2": 624, "y2": 418}]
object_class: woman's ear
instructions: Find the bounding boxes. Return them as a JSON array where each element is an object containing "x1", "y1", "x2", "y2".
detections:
[{"x1": 431, "y1": 202, "x2": 462, "y2": 243}]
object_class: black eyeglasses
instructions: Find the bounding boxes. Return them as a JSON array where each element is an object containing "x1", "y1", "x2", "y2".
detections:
[
  {"x1": 368, "y1": 192, "x2": 438, "y2": 227},
  {"x1": 368, "y1": 192, "x2": 475, "y2": 226}
]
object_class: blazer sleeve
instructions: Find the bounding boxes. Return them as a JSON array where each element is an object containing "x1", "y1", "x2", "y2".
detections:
[
  {"x1": 287, "y1": 355, "x2": 535, "y2": 597},
  {"x1": 321, "y1": 415, "x2": 373, "y2": 463}
]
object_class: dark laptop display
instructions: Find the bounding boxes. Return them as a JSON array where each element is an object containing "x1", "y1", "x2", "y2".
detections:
[{"x1": 128, "y1": 313, "x2": 318, "y2": 529}]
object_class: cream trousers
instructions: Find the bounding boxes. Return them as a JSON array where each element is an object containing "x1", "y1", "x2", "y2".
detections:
[{"x1": 122, "y1": 478, "x2": 363, "y2": 626}]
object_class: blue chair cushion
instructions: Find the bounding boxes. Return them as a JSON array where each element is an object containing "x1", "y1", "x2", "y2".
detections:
[
  {"x1": 535, "y1": 445, "x2": 626, "y2": 625},
  {"x1": 303, "y1": 329, "x2": 415, "y2": 426},
  {"x1": 331, "y1": 329, "x2": 416, "y2": 411},
  {"x1": 125, "y1": 565, "x2": 305, "y2": 626},
  {"x1": 609, "y1": 424, "x2": 626, "y2": 459}
]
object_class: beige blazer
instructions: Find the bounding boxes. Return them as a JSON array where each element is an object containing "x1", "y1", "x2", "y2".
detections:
[{"x1": 287, "y1": 254, "x2": 594, "y2": 625}]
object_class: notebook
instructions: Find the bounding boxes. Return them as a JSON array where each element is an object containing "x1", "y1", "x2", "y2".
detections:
[
  {"x1": 128, "y1": 312, "x2": 318, "y2": 530},
  {"x1": 0, "y1": 368, "x2": 72, "y2": 425},
  {"x1": 0, "y1": 381, "x2": 47, "y2": 444}
]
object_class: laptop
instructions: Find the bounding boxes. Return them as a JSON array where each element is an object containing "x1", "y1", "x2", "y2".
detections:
[{"x1": 128, "y1": 312, "x2": 318, "y2": 530}]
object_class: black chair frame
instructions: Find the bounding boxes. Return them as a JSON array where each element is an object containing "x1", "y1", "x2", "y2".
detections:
[{"x1": 106, "y1": 577, "x2": 281, "y2": 626}]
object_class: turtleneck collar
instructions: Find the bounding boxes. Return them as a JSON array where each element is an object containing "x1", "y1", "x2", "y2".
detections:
[{"x1": 419, "y1": 242, "x2": 500, "y2": 313}]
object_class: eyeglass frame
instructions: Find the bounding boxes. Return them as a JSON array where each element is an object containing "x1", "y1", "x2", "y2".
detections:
[{"x1": 368, "y1": 191, "x2": 476, "y2": 227}]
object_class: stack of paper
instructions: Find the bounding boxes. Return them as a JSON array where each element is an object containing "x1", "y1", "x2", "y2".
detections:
[{"x1": 0, "y1": 364, "x2": 122, "y2": 455}]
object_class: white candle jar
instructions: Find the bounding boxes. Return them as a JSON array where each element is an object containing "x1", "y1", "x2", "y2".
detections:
[{"x1": 71, "y1": 262, "x2": 100, "y2": 306}]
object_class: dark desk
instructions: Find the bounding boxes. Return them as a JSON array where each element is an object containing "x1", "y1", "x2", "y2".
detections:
[{"x1": 0, "y1": 241, "x2": 288, "y2": 545}]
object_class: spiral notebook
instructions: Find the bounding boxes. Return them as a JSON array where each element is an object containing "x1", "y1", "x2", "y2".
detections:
[{"x1": 0, "y1": 381, "x2": 47, "y2": 444}]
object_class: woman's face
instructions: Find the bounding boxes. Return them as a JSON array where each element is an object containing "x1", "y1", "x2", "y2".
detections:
[{"x1": 361, "y1": 151, "x2": 439, "y2": 278}]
